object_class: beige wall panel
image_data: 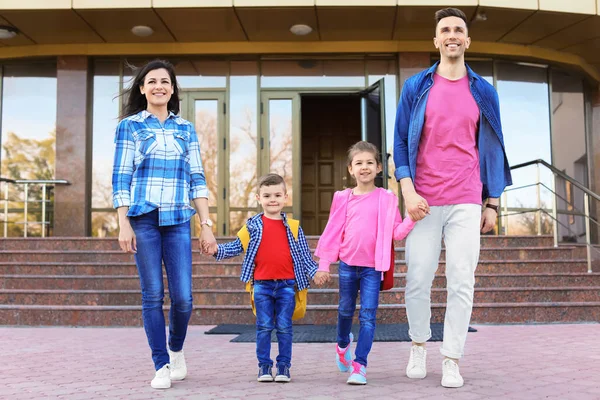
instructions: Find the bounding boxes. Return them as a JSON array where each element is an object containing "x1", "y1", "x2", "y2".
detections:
[
  {"x1": 500, "y1": 11, "x2": 589, "y2": 44},
  {"x1": 397, "y1": 0, "x2": 477, "y2": 5},
  {"x1": 468, "y1": 7, "x2": 534, "y2": 42},
  {"x1": 0, "y1": 10, "x2": 103, "y2": 44},
  {"x1": 0, "y1": 0, "x2": 70, "y2": 9},
  {"x1": 316, "y1": 0, "x2": 395, "y2": 5},
  {"x1": 478, "y1": 0, "x2": 537, "y2": 9},
  {"x1": 534, "y1": 15, "x2": 600, "y2": 49},
  {"x1": 153, "y1": 0, "x2": 233, "y2": 6},
  {"x1": 234, "y1": 0, "x2": 314, "y2": 6},
  {"x1": 394, "y1": 6, "x2": 476, "y2": 40},
  {"x1": 155, "y1": 8, "x2": 246, "y2": 41},
  {"x1": 77, "y1": 9, "x2": 174, "y2": 43},
  {"x1": 236, "y1": 7, "x2": 319, "y2": 41},
  {"x1": 539, "y1": 0, "x2": 596, "y2": 15},
  {"x1": 73, "y1": 0, "x2": 151, "y2": 8},
  {"x1": 0, "y1": 16, "x2": 35, "y2": 45},
  {"x1": 318, "y1": 7, "x2": 396, "y2": 40}
]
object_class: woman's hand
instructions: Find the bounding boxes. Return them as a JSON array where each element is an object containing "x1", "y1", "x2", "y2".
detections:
[
  {"x1": 199, "y1": 226, "x2": 217, "y2": 255},
  {"x1": 118, "y1": 220, "x2": 137, "y2": 253}
]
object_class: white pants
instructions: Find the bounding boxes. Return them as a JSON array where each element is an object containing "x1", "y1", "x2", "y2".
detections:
[{"x1": 405, "y1": 204, "x2": 481, "y2": 359}]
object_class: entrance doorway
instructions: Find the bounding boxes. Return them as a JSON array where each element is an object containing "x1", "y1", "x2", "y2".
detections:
[{"x1": 300, "y1": 95, "x2": 361, "y2": 235}]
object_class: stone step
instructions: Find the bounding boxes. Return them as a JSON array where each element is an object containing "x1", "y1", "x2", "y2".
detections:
[
  {"x1": 0, "y1": 246, "x2": 585, "y2": 263},
  {"x1": 2, "y1": 273, "x2": 600, "y2": 290},
  {"x1": 0, "y1": 235, "x2": 556, "y2": 251},
  {"x1": 1, "y1": 301, "x2": 599, "y2": 325},
  {"x1": 0, "y1": 259, "x2": 589, "y2": 276},
  {"x1": 2, "y1": 286, "x2": 599, "y2": 306}
]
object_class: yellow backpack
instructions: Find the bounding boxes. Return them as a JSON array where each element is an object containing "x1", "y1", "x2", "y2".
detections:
[{"x1": 238, "y1": 218, "x2": 308, "y2": 321}]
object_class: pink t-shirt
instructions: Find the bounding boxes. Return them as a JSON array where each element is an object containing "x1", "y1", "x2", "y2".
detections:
[
  {"x1": 337, "y1": 189, "x2": 380, "y2": 268},
  {"x1": 414, "y1": 73, "x2": 482, "y2": 206}
]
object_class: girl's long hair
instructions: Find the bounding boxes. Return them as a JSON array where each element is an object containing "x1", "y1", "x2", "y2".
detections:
[{"x1": 118, "y1": 59, "x2": 181, "y2": 120}]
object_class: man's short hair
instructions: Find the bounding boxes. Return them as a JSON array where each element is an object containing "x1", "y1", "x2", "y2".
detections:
[
  {"x1": 258, "y1": 173, "x2": 286, "y2": 192},
  {"x1": 434, "y1": 7, "x2": 469, "y2": 32}
]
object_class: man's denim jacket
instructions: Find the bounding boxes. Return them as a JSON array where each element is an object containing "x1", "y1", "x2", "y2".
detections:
[{"x1": 393, "y1": 61, "x2": 512, "y2": 200}]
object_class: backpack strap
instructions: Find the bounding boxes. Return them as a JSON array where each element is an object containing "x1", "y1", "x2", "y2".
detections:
[
  {"x1": 287, "y1": 218, "x2": 299, "y2": 241},
  {"x1": 237, "y1": 224, "x2": 250, "y2": 252}
]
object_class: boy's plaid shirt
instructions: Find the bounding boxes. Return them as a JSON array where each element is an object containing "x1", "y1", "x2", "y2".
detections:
[
  {"x1": 215, "y1": 213, "x2": 318, "y2": 291},
  {"x1": 112, "y1": 110, "x2": 208, "y2": 226}
]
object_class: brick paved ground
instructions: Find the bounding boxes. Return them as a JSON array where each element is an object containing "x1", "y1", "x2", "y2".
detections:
[{"x1": 2, "y1": 324, "x2": 600, "y2": 400}]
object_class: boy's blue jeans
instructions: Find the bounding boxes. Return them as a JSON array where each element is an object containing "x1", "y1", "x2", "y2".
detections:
[
  {"x1": 337, "y1": 261, "x2": 380, "y2": 367},
  {"x1": 129, "y1": 210, "x2": 193, "y2": 371},
  {"x1": 254, "y1": 279, "x2": 296, "y2": 368}
]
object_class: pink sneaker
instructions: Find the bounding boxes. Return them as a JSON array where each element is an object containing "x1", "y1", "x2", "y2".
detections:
[{"x1": 336, "y1": 332, "x2": 354, "y2": 372}]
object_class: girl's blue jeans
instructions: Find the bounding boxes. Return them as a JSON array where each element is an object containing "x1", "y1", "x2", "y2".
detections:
[{"x1": 337, "y1": 261, "x2": 381, "y2": 367}]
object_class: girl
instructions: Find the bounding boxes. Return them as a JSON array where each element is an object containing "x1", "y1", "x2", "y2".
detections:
[
  {"x1": 313, "y1": 141, "x2": 416, "y2": 385},
  {"x1": 112, "y1": 59, "x2": 217, "y2": 389}
]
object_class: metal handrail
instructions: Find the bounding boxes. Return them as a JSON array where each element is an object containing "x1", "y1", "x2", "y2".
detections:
[
  {"x1": 0, "y1": 178, "x2": 70, "y2": 238},
  {"x1": 503, "y1": 160, "x2": 599, "y2": 273}
]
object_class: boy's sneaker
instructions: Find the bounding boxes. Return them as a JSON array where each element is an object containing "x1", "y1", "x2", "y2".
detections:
[
  {"x1": 257, "y1": 364, "x2": 274, "y2": 382},
  {"x1": 151, "y1": 364, "x2": 171, "y2": 389},
  {"x1": 406, "y1": 345, "x2": 427, "y2": 379},
  {"x1": 336, "y1": 332, "x2": 354, "y2": 372},
  {"x1": 346, "y1": 361, "x2": 367, "y2": 385},
  {"x1": 441, "y1": 358, "x2": 464, "y2": 388},
  {"x1": 274, "y1": 365, "x2": 291, "y2": 383},
  {"x1": 168, "y1": 349, "x2": 187, "y2": 381}
]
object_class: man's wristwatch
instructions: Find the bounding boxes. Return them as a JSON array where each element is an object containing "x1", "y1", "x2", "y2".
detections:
[
  {"x1": 485, "y1": 204, "x2": 499, "y2": 213},
  {"x1": 200, "y1": 219, "x2": 213, "y2": 228}
]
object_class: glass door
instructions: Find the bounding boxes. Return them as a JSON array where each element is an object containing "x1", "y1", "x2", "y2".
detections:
[
  {"x1": 359, "y1": 79, "x2": 386, "y2": 188},
  {"x1": 181, "y1": 91, "x2": 226, "y2": 236},
  {"x1": 259, "y1": 91, "x2": 301, "y2": 219}
]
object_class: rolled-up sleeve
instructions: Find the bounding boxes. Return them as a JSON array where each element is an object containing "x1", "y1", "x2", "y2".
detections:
[
  {"x1": 112, "y1": 120, "x2": 135, "y2": 208},
  {"x1": 188, "y1": 127, "x2": 209, "y2": 200}
]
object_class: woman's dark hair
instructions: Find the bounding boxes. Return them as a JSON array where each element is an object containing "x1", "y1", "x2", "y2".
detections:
[{"x1": 119, "y1": 59, "x2": 180, "y2": 120}]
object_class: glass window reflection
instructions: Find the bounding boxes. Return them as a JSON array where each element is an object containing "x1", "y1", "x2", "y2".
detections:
[
  {"x1": 91, "y1": 60, "x2": 120, "y2": 237},
  {"x1": 497, "y1": 62, "x2": 552, "y2": 234},
  {"x1": 229, "y1": 61, "x2": 259, "y2": 233}
]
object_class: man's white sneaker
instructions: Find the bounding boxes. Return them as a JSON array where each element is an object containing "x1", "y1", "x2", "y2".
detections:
[
  {"x1": 151, "y1": 364, "x2": 171, "y2": 389},
  {"x1": 441, "y1": 358, "x2": 464, "y2": 388},
  {"x1": 169, "y1": 349, "x2": 187, "y2": 381},
  {"x1": 406, "y1": 345, "x2": 427, "y2": 379}
]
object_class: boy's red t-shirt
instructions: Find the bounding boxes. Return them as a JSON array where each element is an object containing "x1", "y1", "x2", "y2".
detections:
[{"x1": 253, "y1": 215, "x2": 295, "y2": 280}]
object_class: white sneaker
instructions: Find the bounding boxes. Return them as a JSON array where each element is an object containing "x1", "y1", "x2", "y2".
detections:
[
  {"x1": 441, "y1": 358, "x2": 464, "y2": 388},
  {"x1": 169, "y1": 349, "x2": 187, "y2": 381},
  {"x1": 406, "y1": 345, "x2": 427, "y2": 379},
  {"x1": 151, "y1": 364, "x2": 171, "y2": 389}
]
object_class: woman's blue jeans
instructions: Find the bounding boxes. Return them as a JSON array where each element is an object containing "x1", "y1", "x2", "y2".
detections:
[
  {"x1": 129, "y1": 210, "x2": 193, "y2": 370},
  {"x1": 254, "y1": 279, "x2": 296, "y2": 368},
  {"x1": 337, "y1": 261, "x2": 380, "y2": 367}
]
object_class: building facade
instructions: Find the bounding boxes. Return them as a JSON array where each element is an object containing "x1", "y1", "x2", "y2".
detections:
[{"x1": 0, "y1": 0, "x2": 599, "y2": 243}]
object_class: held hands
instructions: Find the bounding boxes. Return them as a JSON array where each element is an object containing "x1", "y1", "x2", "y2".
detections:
[
  {"x1": 199, "y1": 226, "x2": 218, "y2": 255},
  {"x1": 404, "y1": 191, "x2": 430, "y2": 222},
  {"x1": 313, "y1": 271, "x2": 330, "y2": 286}
]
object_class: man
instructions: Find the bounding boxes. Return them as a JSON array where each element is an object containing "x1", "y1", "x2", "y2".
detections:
[{"x1": 393, "y1": 7, "x2": 512, "y2": 388}]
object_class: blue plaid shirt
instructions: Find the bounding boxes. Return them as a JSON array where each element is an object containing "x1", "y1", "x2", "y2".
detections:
[
  {"x1": 215, "y1": 213, "x2": 317, "y2": 291},
  {"x1": 112, "y1": 110, "x2": 208, "y2": 226}
]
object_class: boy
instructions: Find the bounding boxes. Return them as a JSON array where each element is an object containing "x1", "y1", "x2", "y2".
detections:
[{"x1": 207, "y1": 173, "x2": 320, "y2": 383}]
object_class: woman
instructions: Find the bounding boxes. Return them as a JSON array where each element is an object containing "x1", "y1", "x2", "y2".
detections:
[{"x1": 112, "y1": 59, "x2": 216, "y2": 389}]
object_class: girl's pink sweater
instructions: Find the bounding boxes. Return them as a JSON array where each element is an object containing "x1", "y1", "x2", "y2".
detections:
[{"x1": 315, "y1": 188, "x2": 415, "y2": 272}]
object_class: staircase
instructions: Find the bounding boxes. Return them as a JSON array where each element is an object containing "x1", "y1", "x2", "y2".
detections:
[{"x1": 1, "y1": 236, "x2": 599, "y2": 326}]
